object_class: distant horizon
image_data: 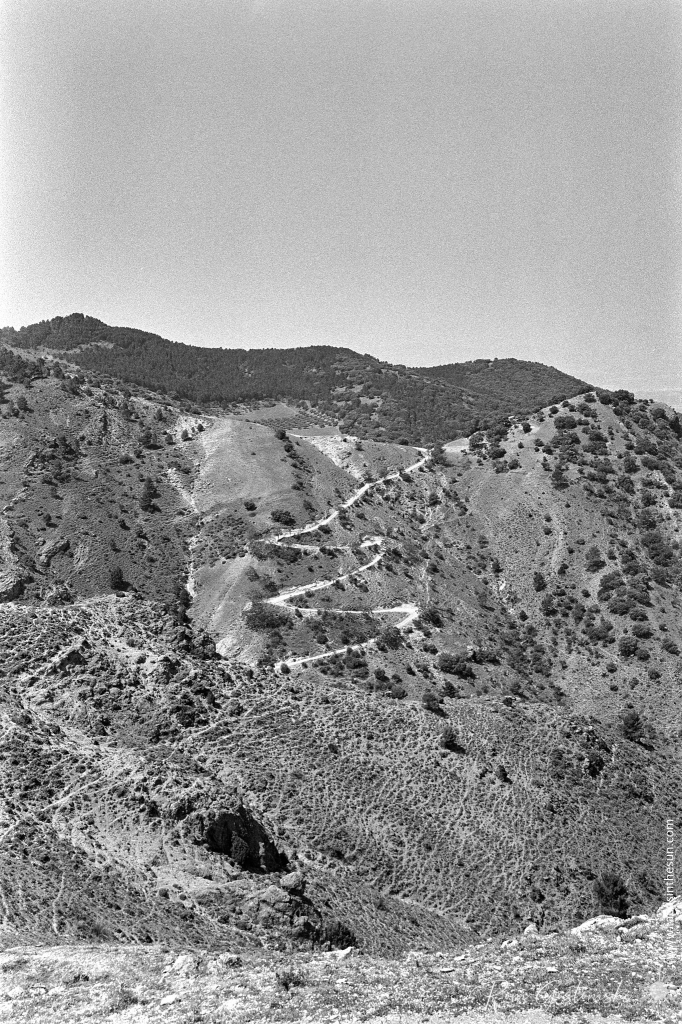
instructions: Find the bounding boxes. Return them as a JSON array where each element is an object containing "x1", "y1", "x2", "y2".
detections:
[
  {"x1": 5, "y1": 308, "x2": 682, "y2": 401},
  {"x1": 2, "y1": 2, "x2": 680, "y2": 397}
]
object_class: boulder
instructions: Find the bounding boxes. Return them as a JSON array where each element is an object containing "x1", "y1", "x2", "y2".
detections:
[
  {"x1": 0, "y1": 572, "x2": 25, "y2": 602},
  {"x1": 280, "y1": 870, "x2": 306, "y2": 897},
  {"x1": 37, "y1": 536, "x2": 70, "y2": 568},
  {"x1": 260, "y1": 885, "x2": 291, "y2": 910},
  {"x1": 571, "y1": 915, "x2": 623, "y2": 934},
  {"x1": 657, "y1": 896, "x2": 682, "y2": 922}
]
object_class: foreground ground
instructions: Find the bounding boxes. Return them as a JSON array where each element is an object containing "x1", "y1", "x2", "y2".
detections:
[{"x1": 2, "y1": 908, "x2": 681, "y2": 1023}]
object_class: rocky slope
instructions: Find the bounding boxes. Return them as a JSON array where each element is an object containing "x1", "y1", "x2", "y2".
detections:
[
  {"x1": 0, "y1": 351, "x2": 680, "y2": 966},
  {"x1": 2, "y1": 900, "x2": 681, "y2": 1023}
]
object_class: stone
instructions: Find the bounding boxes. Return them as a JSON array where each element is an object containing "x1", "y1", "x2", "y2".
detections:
[
  {"x1": 0, "y1": 572, "x2": 25, "y2": 602},
  {"x1": 523, "y1": 923, "x2": 538, "y2": 935},
  {"x1": 261, "y1": 884, "x2": 291, "y2": 909},
  {"x1": 280, "y1": 870, "x2": 306, "y2": 896},
  {"x1": 648, "y1": 981, "x2": 670, "y2": 1001},
  {"x1": 572, "y1": 915, "x2": 623, "y2": 934},
  {"x1": 657, "y1": 896, "x2": 682, "y2": 921}
]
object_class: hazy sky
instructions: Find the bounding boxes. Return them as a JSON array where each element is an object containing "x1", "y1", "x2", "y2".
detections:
[{"x1": 1, "y1": 0, "x2": 680, "y2": 387}]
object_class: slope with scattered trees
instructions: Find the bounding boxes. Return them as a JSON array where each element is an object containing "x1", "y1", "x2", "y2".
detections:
[{"x1": 1, "y1": 314, "x2": 589, "y2": 444}]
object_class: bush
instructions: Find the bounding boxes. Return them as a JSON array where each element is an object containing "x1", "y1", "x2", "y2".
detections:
[
  {"x1": 532, "y1": 572, "x2": 547, "y2": 592},
  {"x1": 440, "y1": 725, "x2": 464, "y2": 752},
  {"x1": 662, "y1": 638, "x2": 680, "y2": 656},
  {"x1": 621, "y1": 709, "x2": 644, "y2": 743},
  {"x1": 379, "y1": 626, "x2": 403, "y2": 650},
  {"x1": 243, "y1": 601, "x2": 288, "y2": 631},
  {"x1": 421, "y1": 688, "x2": 443, "y2": 714},
  {"x1": 276, "y1": 968, "x2": 307, "y2": 990},
  {"x1": 594, "y1": 871, "x2": 629, "y2": 918},
  {"x1": 271, "y1": 509, "x2": 296, "y2": 527},
  {"x1": 109, "y1": 565, "x2": 124, "y2": 590},
  {"x1": 585, "y1": 617, "x2": 613, "y2": 642},
  {"x1": 585, "y1": 545, "x2": 605, "y2": 572},
  {"x1": 618, "y1": 635, "x2": 638, "y2": 658},
  {"x1": 437, "y1": 652, "x2": 474, "y2": 678},
  {"x1": 419, "y1": 604, "x2": 443, "y2": 628}
]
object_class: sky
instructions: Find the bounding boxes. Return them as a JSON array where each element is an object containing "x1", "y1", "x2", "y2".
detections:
[{"x1": 1, "y1": 0, "x2": 681, "y2": 389}]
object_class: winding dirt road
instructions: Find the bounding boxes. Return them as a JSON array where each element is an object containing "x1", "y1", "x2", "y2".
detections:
[{"x1": 263, "y1": 450, "x2": 429, "y2": 669}]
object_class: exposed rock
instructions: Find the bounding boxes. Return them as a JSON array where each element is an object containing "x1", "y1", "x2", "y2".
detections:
[
  {"x1": 571, "y1": 914, "x2": 624, "y2": 934},
  {"x1": 37, "y1": 536, "x2": 70, "y2": 568},
  {"x1": 0, "y1": 571, "x2": 25, "y2": 601},
  {"x1": 280, "y1": 870, "x2": 306, "y2": 897}
]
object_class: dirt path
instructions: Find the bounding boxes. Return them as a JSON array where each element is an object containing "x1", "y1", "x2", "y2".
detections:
[{"x1": 263, "y1": 451, "x2": 428, "y2": 668}]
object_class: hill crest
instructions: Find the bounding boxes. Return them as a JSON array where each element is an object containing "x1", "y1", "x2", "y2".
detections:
[{"x1": 1, "y1": 313, "x2": 589, "y2": 445}]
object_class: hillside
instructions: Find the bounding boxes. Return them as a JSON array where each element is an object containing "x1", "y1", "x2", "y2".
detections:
[
  {"x1": 4, "y1": 902, "x2": 682, "y2": 1022},
  {"x1": 0, "y1": 344, "x2": 680, "y2": 1010},
  {"x1": 0, "y1": 313, "x2": 589, "y2": 444}
]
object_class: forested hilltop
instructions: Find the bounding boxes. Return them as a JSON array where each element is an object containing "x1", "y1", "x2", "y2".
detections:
[{"x1": 1, "y1": 313, "x2": 588, "y2": 444}]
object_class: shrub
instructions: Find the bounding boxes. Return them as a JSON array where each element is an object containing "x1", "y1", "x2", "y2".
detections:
[
  {"x1": 271, "y1": 509, "x2": 296, "y2": 527},
  {"x1": 662, "y1": 638, "x2": 680, "y2": 656},
  {"x1": 437, "y1": 652, "x2": 474, "y2": 678},
  {"x1": 276, "y1": 968, "x2": 307, "y2": 990},
  {"x1": 243, "y1": 601, "x2": 288, "y2": 631},
  {"x1": 551, "y1": 465, "x2": 569, "y2": 490},
  {"x1": 585, "y1": 750, "x2": 605, "y2": 777},
  {"x1": 598, "y1": 571, "x2": 624, "y2": 600},
  {"x1": 585, "y1": 545, "x2": 605, "y2": 572},
  {"x1": 109, "y1": 565, "x2": 124, "y2": 590},
  {"x1": 621, "y1": 709, "x2": 644, "y2": 743},
  {"x1": 585, "y1": 617, "x2": 613, "y2": 642},
  {"x1": 440, "y1": 725, "x2": 464, "y2": 752},
  {"x1": 419, "y1": 604, "x2": 443, "y2": 628},
  {"x1": 421, "y1": 688, "x2": 442, "y2": 714},
  {"x1": 379, "y1": 626, "x2": 403, "y2": 650},
  {"x1": 594, "y1": 871, "x2": 629, "y2": 918},
  {"x1": 618, "y1": 635, "x2": 638, "y2": 658},
  {"x1": 532, "y1": 572, "x2": 547, "y2": 592}
]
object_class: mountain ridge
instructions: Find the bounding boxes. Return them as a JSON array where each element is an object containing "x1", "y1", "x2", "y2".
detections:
[{"x1": 1, "y1": 313, "x2": 590, "y2": 445}]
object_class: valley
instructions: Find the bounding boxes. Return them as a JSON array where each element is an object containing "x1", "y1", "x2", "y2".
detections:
[{"x1": 0, "y1": 328, "x2": 681, "y2": 1020}]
